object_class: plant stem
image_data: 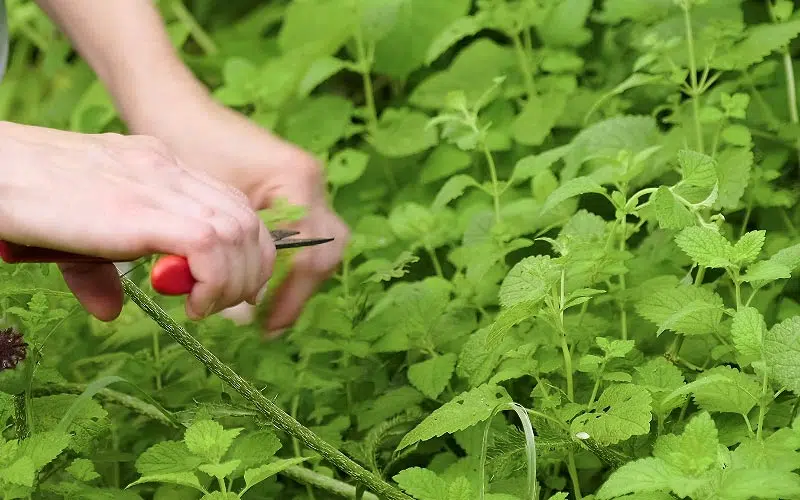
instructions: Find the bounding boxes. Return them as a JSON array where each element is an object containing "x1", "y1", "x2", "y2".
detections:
[
  {"x1": 170, "y1": 0, "x2": 219, "y2": 55},
  {"x1": 425, "y1": 244, "x2": 444, "y2": 278},
  {"x1": 757, "y1": 363, "x2": 770, "y2": 439},
  {"x1": 120, "y1": 276, "x2": 412, "y2": 500},
  {"x1": 13, "y1": 394, "x2": 28, "y2": 440},
  {"x1": 618, "y1": 218, "x2": 628, "y2": 341},
  {"x1": 511, "y1": 32, "x2": 536, "y2": 96},
  {"x1": 354, "y1": 24, "x2": 378, "y2": 128},
  {"x1": 682, "y1": 3, "x2": 705, "y2": 153},
  {"x1": 152, "y1": 330, "x2": 162, "y2": 391},
  {"x1": 482, "y1": 145, "x2": 503, "y2": 224},
  {"x1": 781, "y1": 50, "x2": 800, "y2": 167},
  {"x1": 281, "y1": 466, "x2": 379, "y2": 500},
  {"x1": 566, "y1": 451, "x2": 583, "y2": 500}
]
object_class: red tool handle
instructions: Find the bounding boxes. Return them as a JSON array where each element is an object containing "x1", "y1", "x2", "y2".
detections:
[
  {"x1": 1, "y1": 233, "x2": 333, "y2": 297},
  {"x1": 0, "y1": 240, "x2": 193, "y2": 295}
]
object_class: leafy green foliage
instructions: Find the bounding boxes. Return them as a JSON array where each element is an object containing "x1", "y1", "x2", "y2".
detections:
[{"x1": 5, "y1": 0, "x2": 800, "y2": 498}]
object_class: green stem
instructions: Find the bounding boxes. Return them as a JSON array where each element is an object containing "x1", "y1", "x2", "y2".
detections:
[
  {"x1": 291, "y1": 370, "x2": 316, "y2": 500},
  {"x1": 682, "y1": 3, "x2": 705, "y2": 152},
  {"x1": 425, "y1": 244, "x2": 444, "y2": 278},
  {"x1": 13, "y1": 394, "x2": 28, "y2": 440},
  {"x1": 757, "y1": 363, "x2": 769, "y2": 439},
  {"x1": 120, "y1": 276, "x2": 412, "y2": 500},
  {"x1": 482, "y1": 145, "x2": 503, "y2": 224},
  {"x1": 586, "y1": 365, "x2": 605, "y2": 411},
  {"x1": 152, "y1": 330, "x2": 162, "y2": 391},
  {"x1": 618, "y1": 218, "x2": 628, "y2": 341},
  {"x1": 170, "y1": 0, "x2": 219, "y2": 55},
  {"x1": 281, "y1": 466, "x2": 379, "y2": 500},
  {"x1": 511, "y1": 31, "x2": 536, "y2": 96},
  {"x1": 566, "y1": 451, "x2": 583, "y2": 500},
  {"x1": 354, "y1": 25, "x2": 378, "y2": 128}
]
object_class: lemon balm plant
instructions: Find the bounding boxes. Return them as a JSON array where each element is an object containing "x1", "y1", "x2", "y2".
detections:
[{"x1": 4, "y1": 0, "x2": 800, "y2": 499}]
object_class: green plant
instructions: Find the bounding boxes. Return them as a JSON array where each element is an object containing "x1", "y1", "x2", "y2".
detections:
[{"x1": 5, "y1": 0, "x2": 800, "y2": 499}]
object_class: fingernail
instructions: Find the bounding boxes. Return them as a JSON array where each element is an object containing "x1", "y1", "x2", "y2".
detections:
[
  {"x1": 265, "y1": 328, "x2": 285, "y2": 340},
  {"x1": 203, "y1": 300, "x2": 217, "y2": 318},
  {"x1": 255, "y1": 283, "x2": 269, "y2": 303}
]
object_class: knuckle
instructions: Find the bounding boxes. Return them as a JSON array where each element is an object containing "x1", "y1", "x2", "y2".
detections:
[
  {"x1": 295, "y1": 153, "x2": 324, "y2": 183},
  {"x1": 215, "y1": 215, "x2": 245, "y2": 245},
  {"x1": 190, "y1": 223, "x2": 219, "y2": 252}
]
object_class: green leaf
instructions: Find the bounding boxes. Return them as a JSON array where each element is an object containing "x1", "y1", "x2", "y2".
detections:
[
  {"x1": 135, "y1": 441, "x2": 204, "y2": 475},
  {"x1": 538, "y1": 0, "x2": 593, "y2": 47},
  {"x1": 367, "y1": 107, "x2": 438, "y2": 158},
  {"x1": 126, "y1": 472, "x2": 206, "y2": 493},
  {"x1": 511, "y1": 91, "x2": 569, "y2": 146},
  {"x1": 731, "y1": 307, "x2": 766, "y2": 365},
  {"x1": 499, "y1": 255, "x2": 562, "y2": 309},
  {"x1": 633, "y1": 357, "x2": 687, "y2": 417},
  {"x1": 360, "y1": 0, "x2": 409, "y2": 43},
  {"x1": 432, "y1": 174, "x2": 482, "y2": 210},
  {"x1": 183, "y1": 420, "x2": 243, "y2": 465},
  {"x1": 652, "y1": 186, "x2": 695, "y2": 230},
  {"x1": 713, "y1": 19, "x2": 800, "y2": 70},
  {"x1": 398, "y1": 384, "x2": 511, "y2": 449},
  {"x1": 278, "y1": 0, "x2": 354, "y2": 55},
  {"x1": 722, "y1": 124, "x2": 752, "y2": 147},
  {"x1": 17, "y1": 431, "x2": 70, "y2": 471},
  {"x1": 408, "y1": 353, "x2": 458, "y2": 400},
  {"x1": 241, "y1": 457, "x2": 310, "y2": 494},
  {"x1": 373, "y1": 0, "x2": 472, "y2": 79},
  {"x1": 226, "y1": 430, "x2": 282, "y2": 477},
  {"x1": 674, "y1": 226, "x2": 734, "y2": 268},
  {"x1": 635, "y1": 282, "x2": 724, "y2": 336},
  {"x1": 595, "y1": 457, "x2": 680, "y2": 499},
  {"x1": 654, "y1": 411, "x2": 719, "y2": 476},
  {"x1": 733, "y1": 230, "x2": 766, "y2": 265},
  {"x1": 540, "y1": 177, "x2": 606, "y2": 215},
  {"x1": 570, "y1": 384, "x2": 652, "y2": 446},
  {"x1": 691, "y1": 366, "x2": 760, "y2": 416},
  {"x1": 678, "y1": 149, "x2": 717, "y2": 188},
  {"x1": 327, "y1": 148, "x2": 369, "y2": 187},
  {"x1": 65, "y1": 458, "x2": 100, "y2": 482},
  {"x1": 394, "y1": 467, "x2": 448, "y2": 500},
  {"x1": 198, "y1": 459, "x2": 241, "y2": 479},
  {"x1": 764, "y1": 316, "x2": 800, "y2": 395},
  {"x1": 283, "y1": 95, "x2": 353, "y2": 153},
  {"x1": 425, "y1": 15, "x2": 485, "y2": 65},
  {"x1": 0, "y1": 456, "x2": 35, "y2": 487}
]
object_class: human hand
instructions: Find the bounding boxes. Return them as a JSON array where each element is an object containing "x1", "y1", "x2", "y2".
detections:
[
  {"x1": 0, "y1": 121, "x2": 276, "y2": 322},
  {"x1": 124, "y1": 96, "x2": 350, "y2": 336}
]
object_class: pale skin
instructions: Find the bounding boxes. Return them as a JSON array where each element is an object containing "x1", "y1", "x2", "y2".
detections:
[{"x1": 0, "y1": 0, "x2": 349, "y2": 334}]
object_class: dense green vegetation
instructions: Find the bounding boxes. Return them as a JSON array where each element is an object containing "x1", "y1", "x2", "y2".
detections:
[{"x1": 5, "y1": 0, "x2": 800, "y2": 498}]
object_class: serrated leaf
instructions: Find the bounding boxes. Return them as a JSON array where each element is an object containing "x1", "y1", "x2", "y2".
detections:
[
  {"x1": 198, "y1": 460, "x2": 240, "y2": 479},
  {"x1": 183, "y1": 420, "x2": 242, "y2": 465},
  {"x1": 126, "y1": 472, "x2": 205, "y2": 493},
  {"x1": 715, "y1": 147, "x2": 753, "y2": 210},
  {"x1": 713, "y1": 19, "x2": 800, "y2": 70},
  {"x1": 432, "y1": 174, "x2": 481, "y2": 210},
  {"x1": 691, "y1": 366, "x2": 760, "y2": 415},
  {"x1": 368, "y1": 108, "x2": 438, "y2": 158},
  {"x1": 653, "y1": 186, "x2": 695, "y2": 230},
  {"x1": 731, "y1": 307, "x2": 765, "y2": 365},
  {"x1": 511, "y1": 91, "x2": 569, "y2": 146},
  {"x1": 135, "y1": 441, "x2": 204, "y2": 475},
  {"x1": 764, "y1": 316, "x2": 800, "y2": 394},
  {"x1": 499, "y1": 255, "x2": 562, "y2": 308},
  {"x1": 636, "y1": 283, "x2": 724, "y2": 336},
  {"x1": 733, "y1": 230, "x2": 766, "y2": 265},
  {"x1": 0, "y1": 456, "x2": 35, "y2": 487},
  {"x1": 408, "y1": 353, "x2": 458, "y2": 399},
  {"x1": 633, "y1": 357, "x2": 687, "y2": 417},
  {"x1": 17, "y1": 431, "x2": 70, "y2": 470},
  {"x1": 242, "y1": 457, "x2": 310, "y2": 494},
  {"x1": 570, "y1": 384, "x2": 652, "y2": 446},
  {"x1": 540, "y1": 177, "x2": 606, "y2": 215},
  {"x1": 398, "y1": 384, "x2": 511, "y2": 449},
  {"x1": 678, "y1": 149, "x2": 717, "y2": 188},
  {"x1": 674, "y1": 226, "x2": 734, "y2": 268},
  {"x1": 394, "y1": 467, "x2": 448, "y2": 500}
]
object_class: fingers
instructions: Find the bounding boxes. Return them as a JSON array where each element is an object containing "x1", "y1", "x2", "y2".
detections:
[
  {"x1": 264, "y1": 212, "x2": 349, "y2": 335},
  {"x1": 58, "y1": 262, "x2": 123, "y2": 321}
]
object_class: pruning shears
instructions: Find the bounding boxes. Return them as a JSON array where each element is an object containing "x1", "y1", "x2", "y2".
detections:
[{"x1": 0, "y1": 229, "x2": 334, "y2": 296}]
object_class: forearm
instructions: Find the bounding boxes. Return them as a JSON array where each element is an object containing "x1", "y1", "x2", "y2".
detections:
[{"x1": 33, "y1": 0, "x2": 209, "y2": 127}]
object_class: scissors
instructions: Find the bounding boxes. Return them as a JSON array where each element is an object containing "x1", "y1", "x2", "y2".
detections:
[{"x1": 0, "y1": 229, "x2": 334, "y2": 296}]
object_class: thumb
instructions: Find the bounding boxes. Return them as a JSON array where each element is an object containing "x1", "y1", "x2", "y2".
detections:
[{"x1": 58, "y1": 263, "x2": 124, "y2": 321}]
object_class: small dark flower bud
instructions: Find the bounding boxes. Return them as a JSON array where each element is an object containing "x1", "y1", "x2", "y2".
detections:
[{"x1": 0, "y1": 328, "x2": 27, "y2": 371}]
